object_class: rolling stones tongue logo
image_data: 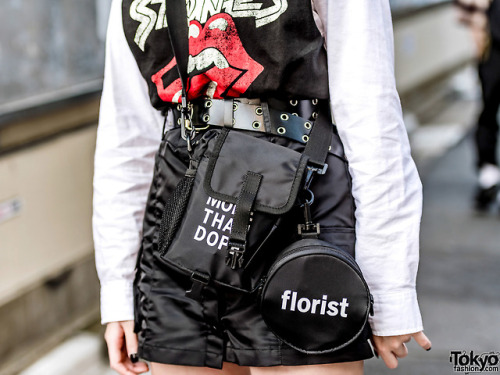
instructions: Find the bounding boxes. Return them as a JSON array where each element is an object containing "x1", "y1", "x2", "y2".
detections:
[{"x1": 152, "y1": 13, "x2": 264, "y2": 103}]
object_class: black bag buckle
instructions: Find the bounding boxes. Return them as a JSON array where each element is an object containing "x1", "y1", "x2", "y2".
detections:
[
  {"x1": 298, "y1": 188, "x2": 321, "y2": 238},
  {"x1": 185, "y1": 271, "x2": 210, "y2": 301},
  {"x1": 297, "y1": 222, "x2": 321, "y2": 238},
  {"x1": 225, "y1": 240, "x2": 246, "y2": 270},
  {"x1": 304, "y1": 163, "x2": 328, "y2": 190}
]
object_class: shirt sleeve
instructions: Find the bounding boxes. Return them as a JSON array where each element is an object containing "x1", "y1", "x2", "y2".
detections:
[
  {"x1": 93, "y1": 0, "x2": 164, "y2": 324},
  {"x1": 313, "y1": 0, "x2": 424, "y2": 336}
]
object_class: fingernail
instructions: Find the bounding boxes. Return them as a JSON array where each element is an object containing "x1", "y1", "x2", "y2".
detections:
[
  {"x1": 426, "y1": 347, "x2": 432, "y2": 352},
  {"x1": 130, "y1": 353, "x2": 139, "y2": 363}
]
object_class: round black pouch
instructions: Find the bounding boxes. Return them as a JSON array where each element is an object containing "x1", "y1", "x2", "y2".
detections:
[{"x1": 260, "y1": 238, "x2": 373, "y2": 354}]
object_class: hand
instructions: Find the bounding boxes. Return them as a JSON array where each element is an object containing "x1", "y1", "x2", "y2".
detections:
[
  {"x1": 104, "y1": 320, "x2": 149, "y2": 375},
  {"x1": 372, "y1": 331, "x2": 432, "y2": 369}
]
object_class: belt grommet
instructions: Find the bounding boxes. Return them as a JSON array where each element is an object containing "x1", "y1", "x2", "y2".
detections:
[
  {"x1": 204, "y1": 100, "x2": 213, "y2": 108},
  {"x1": 312, "y1": 98, "x2": 319, "y2": 105},
  {"x1": 312, "y1": 112, "x2": 318, "y2": 119},
  {"x1": 277, "y1": 127, "x2": 286, "y2": 135},
  {"x1": 177, "y1": 118, "x2": 182, "y2": 125},
  {"x1": 280, "y1": 113, "x2": 289, "y2": 121},
  {"x1": 177, "y1": 104, "x2": 182, "y2": 111},
  {"x1": 329, "y1": 145, "x2": 332, "y2": 151},
  {"x1": 252, "y1": 121, "x2": 261, "y2": 129},
  {"x1": 290, "y1": 99, "x2": 298, "y2": 106},
  {"x1": 304, "y1": 122, "x2": 312, "y2": 129},
  {"x1": 292, "y1": 113, "x2": 298, "y2": 116},
  {"x1": 302, "y1": 135, "x2": 309, "y2": 143},
  {"x1": 232, "y1": 118, "x2": 236, "y2": 125},
  {"x1": 233, "y1": 102, "x2": 239, "y2": 111},
  {"x1": 202, "y1": 114, "x2": 210, "y2": 123},
  {"x1": 255, "y1": 107, "x2": 263, "y2": 116}
]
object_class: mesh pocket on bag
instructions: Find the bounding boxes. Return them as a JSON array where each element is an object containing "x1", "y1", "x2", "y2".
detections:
[{"x1": 158, "y1": 174, "x2": 195, "y2": 255}]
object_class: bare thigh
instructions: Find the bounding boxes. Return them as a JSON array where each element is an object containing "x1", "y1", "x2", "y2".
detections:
[
  {"x1": 151, "y1": 361, "x2": 363, "y2": 375},
  {"x1": 151, "y1": 362, "x2": 251, "y2": 375},
  {"x1": 249, "y1": 361, "x2": 364, "y2": 375}
]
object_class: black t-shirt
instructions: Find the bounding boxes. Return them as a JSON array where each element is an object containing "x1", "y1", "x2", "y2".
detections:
[{"x1": 122, "y1": 0, "x2": 329, "y2": 112}]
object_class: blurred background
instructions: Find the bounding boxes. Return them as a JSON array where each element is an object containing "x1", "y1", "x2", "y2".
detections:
[{"x1": 0, "y1": 0, "x2": 499, "y2": 374}]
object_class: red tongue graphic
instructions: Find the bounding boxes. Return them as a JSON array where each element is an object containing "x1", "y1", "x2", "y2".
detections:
[
  {"x1": 152, "y1": 58, "x2": 182, "y2": 103},
  {"x1": 152, "y1": 13, "x2": 263, "y2": 102},
  {"x1": 188, "y1": 14, "x2": 264, "y2": 98}
]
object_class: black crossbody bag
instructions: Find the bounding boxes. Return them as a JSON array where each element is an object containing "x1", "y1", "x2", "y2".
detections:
[{"x1": 155, "y1": 0, "x2": 373, "y2": 354}]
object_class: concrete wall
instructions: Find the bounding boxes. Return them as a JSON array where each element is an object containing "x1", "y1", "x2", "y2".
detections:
[
  {"x1": 0, "y1": 123, "x2": 100, "y2": 373},
  {"x1": 0, "y1": 0, "x2": 107, "y2": 115},
  {"x1": 0, "y1": 125, "x2": 97, "y2": 305},
  {"x1": 393, "y1": 4, "x2": 475, "y2": 95}
]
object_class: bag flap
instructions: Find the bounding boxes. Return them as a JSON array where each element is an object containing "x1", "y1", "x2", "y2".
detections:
[{"x1": 204, "y1": 129, "x2": 309, "y2": 215}]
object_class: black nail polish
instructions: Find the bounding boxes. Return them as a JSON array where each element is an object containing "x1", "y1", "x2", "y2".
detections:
[
  {"x1": 130, "y1": 353, "x2": 139, "y2": 363},
  {"x1": 426, "y1": 347, "x2": 432, "y2": 352}
]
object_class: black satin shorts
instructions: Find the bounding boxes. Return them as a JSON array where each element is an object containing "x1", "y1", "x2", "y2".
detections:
[{"x1": 133, "y1": 124, "x2": 374, "y2": 369}]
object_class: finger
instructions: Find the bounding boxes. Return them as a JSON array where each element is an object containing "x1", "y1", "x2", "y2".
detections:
[
  {"x1": 121, "y1": 321, "x2": 139, "y2": 357},
  {"x1": 119, "y1": 340, "x2": 149, "y2": 375},
  {"x1": 412, "y1": 331, "x2": 432, "y2": 351},
  {"x1": 393, "y1": 342, "x2": 408, "y2": 359},
  {"x1": 131, "y1": 362, "x2": 149, "y2": 374},
  {"x1": 105, "y1": 325, "x2": 125, "y2": 370},
  {"x1": 105, "y1": 326, "x2": 136, "y2": 375},
  {"x1": 123, "y1": 357, "x2": 149, "y2": 374},
  {"x1": 111, "y1": 361, "x2": 138, "y2": 375},
  {"x1": 379, "y1": 348, "x2": 399, "y2": 369},
  {"x1": 124, "y1": 353, "x2": 149, "y2": 375},
  {"x1": 120, "y1": 322, "x2": 149, "y2": 374}
]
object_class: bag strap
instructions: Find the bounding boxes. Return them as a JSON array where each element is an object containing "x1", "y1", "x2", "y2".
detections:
[
  {"x1": 297, "y1": 106, "x2": 333, "y2": 239},
  {"x1": 226, "y1": 171, "x2": 263, "y2": 270},
  {"x1": 165, "y1": 1, "x2": 194, "y2": 146},
  {"x1": 165, "y1": 1, "x2": 189, "y2": 91},
  {"x1": 304, "y1": 109, "x2": 332, "y2": 170}
]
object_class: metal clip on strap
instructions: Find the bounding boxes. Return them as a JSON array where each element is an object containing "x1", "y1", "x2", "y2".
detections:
[
  {"x1": 180, "y1": 96, "x2": 189, "y2": 141},
  {"x1": 296, "y1": 108, "x2": 333, "y2": 238},
  {"x1": 185, "y1": 272, "x2": 210, "y2": 302},
  {"x1": 297, "y1": 188, "x2": 320, "y2": 238},
  {"x1": 303, "y1": 164, "x2": 329, "y2": 191}
]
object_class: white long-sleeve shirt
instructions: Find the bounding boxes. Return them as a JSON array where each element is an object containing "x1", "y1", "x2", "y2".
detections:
[{"x1": 93, "y1": 0, "x2": 424, "y2": 336}]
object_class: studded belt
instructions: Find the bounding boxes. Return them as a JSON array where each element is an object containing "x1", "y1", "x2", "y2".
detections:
[{"x1": 171, "y1": 97, "x2": 330, "y2": 145}]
